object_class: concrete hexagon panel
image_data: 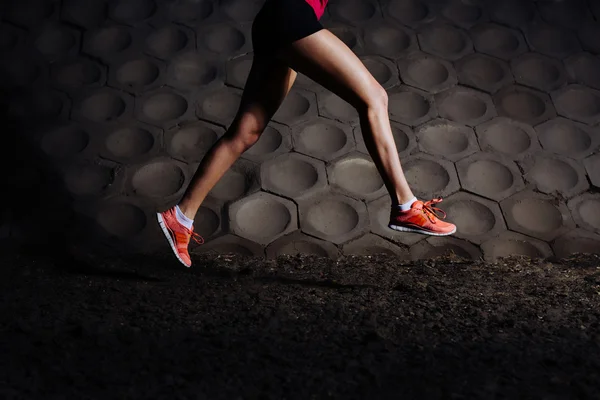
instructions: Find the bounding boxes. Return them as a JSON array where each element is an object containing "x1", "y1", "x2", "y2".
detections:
[
  {"x1": 361, "y1": 18, "x2": 419, "y2": 60},
  {"x1": 260, "y1": 152, "x2": 328, "y2": 201},
  {"x1": 196, "y1": 85, "x2": 243, "y2": 127},
  {"x1": 415, "y1": 119, "x2": 479, "y2": 162},
  {"x1": 72, "y1": 87, "x2": 134, "y2": 124},
  {"x1": 520, "y1": 153, "x2": 590, "y2": 198},
  {"x1": 226, "y1": 52, "x2": 253, "y2": 89},
  {"x1": 551, "y1": 84, "x2": 600, "y2": 126},
  {"x1": 242, "y1": 122, "x2": 293, "y2": 163},
  {"x1": 388, "y1": 86, "x2": 437, "y2": 127},
  {"x1": 480, "y1": 231, "x2": 554, "y2": 262},
  {"x1": 456, "y1": 151, "x2": 524, "y2": 202},
  {"x1": 342, "y1": 233, "x2": 410, "y2": 258},
  {"x1": 50, "y1": 56, "x2": 107, "y2": 94},
  {"x1": 552, "y1": 229, "x2": 600, "y2": 259},
  {"x1": 488, "y1": 0, "x2": 536, "y2": 29},
  {"x1": 327, "y1": 152, "x2": 387, "y2": 201},
  {"x1": 165, "y1": 120, "x2": 225, "y2": 164},
  {"x1": 266, "y1": 230, "x2": 339, "y2": 259},
  {"x1": 317, "y1": 90, "x2": 359, "y2": 126},
  {"x1": 31, "y1": 22, "x2": 80, "y2": 62},
  {"x1": 535, "y1": 118, "x2": 598, "y2": 160},
  {"x1": 438, "y1": 191, "x2": 506, "y2": 245},
  {"x1": 360, "y1": 55, "x2": 401, "y2": 90},
  {"x1": 108, "y1": 54, "x2": 166, "y2": 94},
  {"x1": 292, "y1": 118, "x2": 355, "y2": 162},
  {"x1": 524, "y1": 20, "x2": 581, "y2": 59},
  {"x1": 493, "y1": 85, "x2": 557, "y2": 126},
  {"x1": 538, "y1": 0, "x2": 592, "y2": 31},
  {"x1": 165, "y1": 50, "x2": 223, "y2": 93},
  {"x1": 196, "y1": 20, "x2": 252, "y2": 59},
  {"x1": 565, "y1": 52, "x2": 600, "y2": 91},
  {"x1": 410, "y1": 236, "x2": 482, "y2": 261},
  {"x1": 470, "y1": 23, "x2": 527, "y2": 61},
  {"x1": 124, "y1": 156, "x2": 190, "y2": 204},
  {"x1": 59, "y1": 158, "x2": 124, "y2": 200},
  {"x1": 83, "y1": 24, "x2": 141, "y2": 63},
  {"x1": 455, "y1": 53, "x2": 513, "y2": 94},
  {"x1": 567, "y1": 193, "x2": 600, "y2": 235},
  {"x1": 143, "y1": 23, "x2": 196, "y2": 61},
  {"x1": 402, "y1": 153, "x2": 460, "y2": 200},
  {"x1": 273, "y1": 88, "x2": 319, "y2": 127},
  {"x1": 500, "y1": 190, "x2": 575, "y2": 242},
  {"x1": 136, "y1": 88, "x2": 194, "y2": 129},
  {"x1": 511, "y1": 53, "x2": 567, "y2": 93},
  {"x1": 435, "y1": 87, "x2": 496, "y2": 127},
  {"x1": 328, "y1": 0, "x2": 382, "y2": 27},
  {"x1": 418, "y1": 22, "x2": 474, "y2": 61},
  {"x1": 228, "y1": 191, "x2": 298, "y2": 246},
  {"x1": 584, "y1": 153, "x2": 600, "y2": 188},
  {"x1": 192, "y1": 234, "x2": 264, "y2": 258},
  {"x1": 367, "y1": 195, "x2": 427, "y2": 247},
  {"x1": 381, "y1": 0, "x2": 436, "y2": 29},
  {"x1": 299, "y1": 191, "x2": 369, "y2": 245},
  {"x1": 100, "y1": 121, "x2": 163, "y2": 163},
  {"x1": 475, "y1": 117, "x2": 542, "y2": 160},
  {"x1": 397, "y1": 51, "x2": 457, "y2": 94},
  {"x1": 206, "y1": 158, "x2": 260, "y2": 204}
]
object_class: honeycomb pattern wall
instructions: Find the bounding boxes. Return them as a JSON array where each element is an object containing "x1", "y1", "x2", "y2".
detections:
[{"x1": 2, "y1": 0, "x2": 600, "y2": 261}]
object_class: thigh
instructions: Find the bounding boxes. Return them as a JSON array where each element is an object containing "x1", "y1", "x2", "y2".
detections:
[
  {"x1": 232, "y1": 54, "x2": 297, "y2": 131},
  {"x1": 278, "y1": 29, "x2": 382, "y2": 109}
]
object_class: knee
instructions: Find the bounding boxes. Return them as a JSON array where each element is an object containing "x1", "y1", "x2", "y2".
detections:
[
  {"x1": 226, "y1": 114, "x2": 265, "y2": 151},
  {"x1": 361, "y1": 84, "x2": 388, "y2": 113}
]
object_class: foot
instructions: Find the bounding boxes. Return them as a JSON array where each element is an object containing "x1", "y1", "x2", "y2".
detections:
[
  {"x1": 157, "y1": 207, "x2": 204, "y2": 267},
  {"x1": 388, "y1": 198, "x2": 456, "y2": 236}
]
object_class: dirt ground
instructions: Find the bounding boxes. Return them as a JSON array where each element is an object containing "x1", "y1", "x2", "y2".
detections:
[{"x1": 1, "y1": 247, "x2": 599, "y2": 399}]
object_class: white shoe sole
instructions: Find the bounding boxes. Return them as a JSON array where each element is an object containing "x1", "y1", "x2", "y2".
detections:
[
  {"x1": 388, "y1": 224, "x2": 456, "y2": 236},
  {"x1": 157, "y1": 213, "x2": 191, "y2": 267}
]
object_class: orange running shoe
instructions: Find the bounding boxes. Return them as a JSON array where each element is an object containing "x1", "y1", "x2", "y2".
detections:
[
  {"x1": 157, "y1": 207, "x2": 204, "y2": 267},
  {"x1": 389, "y1": 198, "x2": 456, "y2": 236}
]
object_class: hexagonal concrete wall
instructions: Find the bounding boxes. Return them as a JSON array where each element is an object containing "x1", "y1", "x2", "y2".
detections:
[{"x1": 4, "y1": 0, "x2": 600, "y2": 262}]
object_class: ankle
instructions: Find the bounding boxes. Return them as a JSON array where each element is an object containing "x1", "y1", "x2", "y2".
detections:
[{"x1": 176, "y1": 203, "x2": 196, "y2": 221}]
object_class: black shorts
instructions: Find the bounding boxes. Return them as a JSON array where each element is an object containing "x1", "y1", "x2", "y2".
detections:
[{"x1": 252, "y1": 0, "x2": 324, "y2": 57}]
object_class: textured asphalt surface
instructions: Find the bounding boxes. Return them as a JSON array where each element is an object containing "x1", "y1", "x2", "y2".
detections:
[{"x1": 1, "y1": 248, "x2": 599, "y2": 399}]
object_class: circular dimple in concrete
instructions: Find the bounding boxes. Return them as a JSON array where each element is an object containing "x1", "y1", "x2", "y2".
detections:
[
  {"x1": 142, "y1": 92, "x2": 187, "y2": 122},
  {"x1": 54, "y1": 59, "x2": 101, "y2": 88},
  {"x1": 363, "y1": 58, "x2": 393, "y2": 85},
  {"x1": 171, "y1": 53, "x2": 217, "y2": 86},
  {"x1": 170, "y1": 124, "x2": 219, "y2": 159},
  {"x1": 116, "y1": 58, "x2": 159, "y2": 88},
  {"x1": 578, "y1": 22, "x2": 600, "y2": 54},
  {"x1": 332, "y1": 158, "x2": 383, "y2": 196},
  {"x1": 554, "y1": 88, "x2": 600, "y2": 119},
  {"x1": 41, "y1": 126, "x2": 89, "y2": 157},
  {"x1": 475, "y1": 26, "x2": 519, "y2": 54},
  {"x1": 440, "y1": 91, "x2": 487, "y2": 122},
  {"x1": 195, "y1": 207, "x2": 219, "y2": 238},
  {"x1": 210, "y1": 169, "x2": 246, "y2": 201},
  {"x1": 220, "y1": 0, "x2": 261, "y2": 21},
  {"x1": 513, "y1": 56, "x2": 560, "y2": 89},
  {"x1": 528, "y1": 159, "x2": 579, "y2": 193},
  {"x1": 528, "y1": 25, "x2": 574, "y2": 55},
  {"x1": 389, "y1": 91, "x2": 430, "y2": 121},
  {"x1": 267, "y1": 157, "x2": 319, "y2": 196},
  {"x1": 422, "y1": 25, "x2": 467, "y2": 56},
  {"x1": 445, "y1": 200, "x2": 495, "y2": 236},
  {"x1": 245, "y1": 126, "x2": 282, "y2": 157},
  {"x1": 335, "y1": 0, "x2": 376, "y2": 21},
  {"x1": 106, "y1": 126, "x2": 154, "y2": 159},
  {"x1": 443, "y1": 3, "x2": 481, "y2": 24},
  {"x1": 490, "y1": 0, "x2": 535, "y2": 26},
  {"x1": 278, "y1": 92, "x2": 311, "y2": 120},
  {"x1": 404, "y1": 159, "x2": 450, "y2": 194},
  {"x1": 511, "y1": 199, "x2": 563, "y2": 234},
  {"x1": 462, "y1": 56, "x2": 504, "y2": 85},
  {"x1": 392, "y1": 126, "x2": 410, "y2": 153},
  {"x1": 488, "y1": 238, "x2": 543, "y2": 259},
  {"x1": 168, "y1": 0, "x2": 213, "y2": 22},
  {"x1": 35, "y1": 25, "x2": 76, "y2": 58},
  {"x1": 201, "y1": 90, "x2": 240, "y2": 121},
  {"x1": 64, "y1": 164, "x2": 113, "y2": 196},
  {"x1": 500, "y1": 91, "x2": 546, "y2": 121},
  {"x1": 88, "y1": 26, "x2": 132, "y2": 55},
  {"x1": 419, "y1": 124, "x2": 469, "y2": 157},
  {"x1": 389, "y1": 0, "x2": 429, "y2": 24},
  {"x1": 329, "y1": 27, "x2": 357, "y2": 50},
  {"x1": 202, "y1": 25, "x2": 245, "y2": 54},
  {"x1": 236, "y1": 197, "x2": 291, "y2": 239},
  {"x1": 406, "y1": 58, "x2": 449, "y2": 88},
  {"x1": 131, "y1": 161, "x2": 184, "y2": 198},
  {"x1": 305, "y1": 199, "x2": 359, "y2": 237},
  {"x1": 483, "y1": 122, "x2": 531, "y2": 155},
  {"x1": 97, "y1": 202, "x2": 146, "y2": 237},
  {"x1": 466, "y1": 159, "x2": 514, "y2": 195},
  {"x1": 578, "y1": 199, "x2": 600, "y2": 230},
  {"x1": 112, "y1": 0, "x2": 156, "y2": 23},
  {"x1": 80, "y1": 91, "x2": 126, "y2": 122},
  {"x1": 569, "y1": 56, "x2": 600, "y2": 90},
  {"x1": 229, "y1": 58, "x2": 252, "y2": 86},
  {"x1": 297, "y1": 123, "x2": 347, "y2": 156},
  {"x1": 538, "y1": 121, "x2": 591, "y2": 155},
  {"x1": 322, "y1": 94, "x2": 355, "y2": 121},
  {"x1": 146, "y1": 26, "x2": 188, "y2": 58},
  {"x1": 365, "y1": 25, "x2": 410, "y2": 54}
]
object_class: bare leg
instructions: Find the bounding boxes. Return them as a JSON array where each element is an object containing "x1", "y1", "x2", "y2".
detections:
[
  {"x1": 279, "y1": 30, "x2": 414, "y2": 206},
  {"x1": 177, "y1": 56, "x2": 297, "y2": 219}
]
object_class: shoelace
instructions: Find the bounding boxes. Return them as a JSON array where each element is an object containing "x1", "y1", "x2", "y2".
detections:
[
  {"x1": 421, "y1": 198, "x2": 447, "y2": 224},
  {"x1": 188, "y1": 228, "x2": 205, "y2": 245}
]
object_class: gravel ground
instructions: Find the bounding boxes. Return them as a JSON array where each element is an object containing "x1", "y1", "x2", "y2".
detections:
[{"x1": 1, "y1": 248, "x2": 599, "y2": 399}]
